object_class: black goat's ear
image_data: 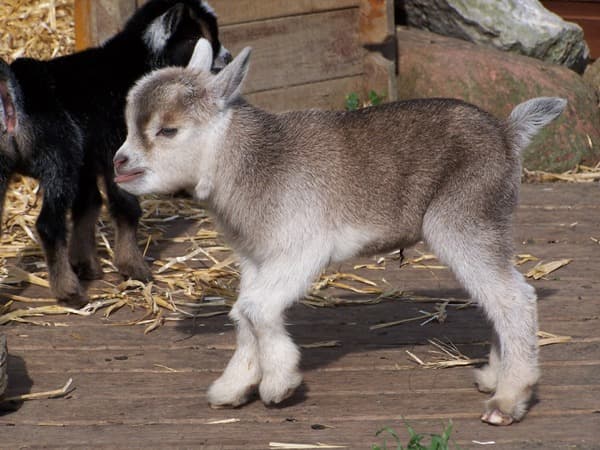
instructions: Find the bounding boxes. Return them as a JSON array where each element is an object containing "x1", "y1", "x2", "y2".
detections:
[
  {"x1": 144, "y1": 3, "x2": 185, "y2": 54},
  {"x1": 0, "y1": 80, "x2": 16, "y2": 134},
  {"x1": 187, "y1": 38, "x2": 213, "y2": 72}
]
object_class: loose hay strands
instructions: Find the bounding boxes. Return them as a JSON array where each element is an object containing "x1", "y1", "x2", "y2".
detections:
[
  {"x1": 269, "y1": 443, "x2": 347, "y2": 449},
  {"x1": 406, "y1": 339, "x2": 486, "y2": 369},
  {"x1": 0, "y1": 305, "x2": 91, "y2": 325},
  {"x1": 523, "y1": 163, "x2": 600, "y2": 183},
  {"x1": 1, "y1": 378, "x2": 74, "y2": 403},
  {"x1": 537, "y1": 330, "x2": 572, "y2": 346},
  {"x1": 0, "y1": 0, "x2": 74, "y2": 62},
  {"x1": 1, "y1": 265, "x2": 50, "y2": 288},
  {"x1": 408, "y1": 331, "x2": 573, "y2": 369},
  {"x1": 526, "y1": 259, "x2": 572, "y2": 280}
]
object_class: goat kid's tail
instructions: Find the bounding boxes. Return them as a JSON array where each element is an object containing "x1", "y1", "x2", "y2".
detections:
[{"x1": 506, "y1": 97, "x2": 567, "y2": 154}]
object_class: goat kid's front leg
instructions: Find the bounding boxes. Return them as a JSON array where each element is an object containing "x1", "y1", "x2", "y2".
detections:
[
  {"x1": 0, "y1": 155, "x2": 14, "y2": 236},
  {"x1": 69, "y1": 176, "x2": 103, "y2": 280},
  {"x1": 207, "y1": 307, "x2": 262, "y2": 407},
  {"x1": 208, "y1": 257, "x2": 317, "y2": 407},
  {"x1": 208, "y1": 260, "x2": 262, "y2": 407},
  {"x1": 37, "y1": 188, "x2": 84, "y2": 304}
]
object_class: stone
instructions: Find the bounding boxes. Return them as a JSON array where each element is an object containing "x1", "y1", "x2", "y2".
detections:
[
  {"x1": 583, "y1": 58, "x2": 600, "y2": 95},
  {"x1": 396, "y1": 27, "x2": 600, "y2": 172},
  {"x1": 402, "y1": 0, "x2": 590, "y2": 72}
]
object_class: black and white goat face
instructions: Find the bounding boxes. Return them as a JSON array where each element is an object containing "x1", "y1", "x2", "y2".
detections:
[{"x1": 142, "y1": 0, "x2": 231, "y2": 71}]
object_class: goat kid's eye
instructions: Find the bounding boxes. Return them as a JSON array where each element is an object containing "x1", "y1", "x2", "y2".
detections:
[{"x1": 156, "y1": 127, "x2": 178, "y2": 138}]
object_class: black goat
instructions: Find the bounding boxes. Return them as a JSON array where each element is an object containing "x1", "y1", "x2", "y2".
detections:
[{"x1": 0, "y1": 0, "x2": 229, "y2": 303}]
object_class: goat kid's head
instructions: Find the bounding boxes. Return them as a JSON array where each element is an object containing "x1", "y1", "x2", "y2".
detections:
[
  {"x1": 114, "y1": 38, "x2": 251, "y2": 198},
  {"x1": 139, "y1": 0, "x2": 231, "y2": 71}
]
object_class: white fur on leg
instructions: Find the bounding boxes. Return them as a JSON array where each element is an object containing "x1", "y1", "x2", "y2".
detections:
[
  {"x1": 236, "y1": 250, "x2": 327, "y2": 406},
  {"x1": 207, "y1": 308, "x2": 262, "y2": 407},
  {"x1": 255, "y1": 317, "x2": 303, "y2": 405},
  {"x1": 423, "y1": 213, "x2": 539, "y2": 424},
  {"x1": 474, "y1": 332, "x2": 501, "y2": 393},
  {"x1": 483, "y1": 269, "x2": 539, "y2": 423}
]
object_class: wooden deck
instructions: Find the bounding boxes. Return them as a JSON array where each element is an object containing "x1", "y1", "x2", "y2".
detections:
[{"x1": 1, "y1": 183, "x2": 599, "y2": 449}]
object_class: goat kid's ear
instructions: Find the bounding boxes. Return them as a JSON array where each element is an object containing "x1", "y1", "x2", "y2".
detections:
[
  {"x1": 146, "y1": 3, "x2": 185, "y2": 53},
  {"x1": 0, "y1": 80, "x2": 16, "y2": 134},
  {"x1": 187, "y1": 38, "x2": 213, "y2": 72},
  {"x1": 209, "y1": 47, "x2": 252, "y2": 104}
]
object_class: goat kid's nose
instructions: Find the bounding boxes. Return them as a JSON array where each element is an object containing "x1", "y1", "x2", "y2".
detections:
[{"x1": 113, "y1": 155, "x2": 128, "y2": 172}]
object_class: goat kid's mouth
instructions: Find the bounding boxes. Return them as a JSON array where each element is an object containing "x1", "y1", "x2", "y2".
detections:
[{"x1": 114, "y1": 169, "x2": 145, "y2": 184}]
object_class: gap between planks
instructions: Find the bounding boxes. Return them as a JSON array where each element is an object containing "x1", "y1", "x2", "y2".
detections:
[{"x1": 0, "y1": 408, "x2": 596, "y2": 428}]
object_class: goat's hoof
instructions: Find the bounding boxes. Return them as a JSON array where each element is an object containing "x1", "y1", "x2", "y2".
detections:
[
  {"x1": 259, "y1": 372, "x2": 302, "y2": 405},
  {"x1": 54, "y1": 285, "x2": 87, "y2": 306},
  {"x1": 51, "y1": 272, "x2": 87, "y2": 306},
  {"x1": 481, "y1": 408, "x2": 515, "y2": 426},
  {"x1": 207, "y1": 378, "x2": 258, "y2": 408},
  {"x1": 117, "y1": 262, "x2": 153, "y2": 283}
]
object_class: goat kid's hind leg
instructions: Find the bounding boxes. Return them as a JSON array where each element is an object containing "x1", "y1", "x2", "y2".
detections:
[
  {"x1": 423, "y1": 216, "x2": 539, "y2": 426},
  {"x1": 474, "y1": 330, "x2": 501, "y2": 394},
  {"x1": 37, "y1": 186, "x2": 84, "y2": 304},
  {"x1": 208, "y1": 260, "x2": 262, "y2": 408},
  {"x1": 69, "y1": 176, "x2": 103, "y2": 280},
  {"x1": 104, "y1": 176, "x2": 152, "y2": 281}
]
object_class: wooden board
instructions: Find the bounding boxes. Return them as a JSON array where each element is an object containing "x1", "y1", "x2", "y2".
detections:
[
  {"x1": 1, "y1": 184, "x2": 599, "y2": 448},
  {"x1": 74, "y1": 0, "x2": 399, "y2": 111},
  {"x1": 75, "y1": 0, "x2": 136, "y2": 51}
]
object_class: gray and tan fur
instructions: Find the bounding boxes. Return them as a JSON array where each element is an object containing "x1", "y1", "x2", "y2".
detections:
[{"x1": 114, "y1": 39, "x2": 566, "y2": 425}]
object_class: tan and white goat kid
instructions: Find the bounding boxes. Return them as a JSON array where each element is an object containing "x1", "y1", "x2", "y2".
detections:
[{"x1": 114, "y1": 39, "x2": 566, "y2": 425}]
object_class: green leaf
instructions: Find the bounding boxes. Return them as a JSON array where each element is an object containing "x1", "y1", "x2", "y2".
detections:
[{"x1": 345, "y1": 92, "x2": 360, "y2": 111}]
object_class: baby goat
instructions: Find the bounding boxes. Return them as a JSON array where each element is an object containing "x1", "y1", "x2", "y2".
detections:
[
  {"x1": 114, "y1": 40, "x2": 566, "y2": 425},
  {"x1": 0, "y1": 0, "x2": 229, "y2": 303}
]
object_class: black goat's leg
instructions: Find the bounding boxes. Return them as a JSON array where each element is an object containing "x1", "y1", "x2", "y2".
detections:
[
  {"x1": 36, "y1": 187, "x2": 85, "y2": 304},
  {"x1": 0, "y1": 155, "x2": 14, "y2": 236},
  {"x1": 69, "y1": 175, "x2": 103, "y2": 280},
  {"x1": 104, "y1": 175, "x2": 152, "y2": 281}
]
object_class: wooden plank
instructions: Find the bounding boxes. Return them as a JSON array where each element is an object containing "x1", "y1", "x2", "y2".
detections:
[
  {"x1": 74, "y1": 0, "x2": 137, "y2": 49},
  {"x1": 136, "y1": 0, "x2": 360, "y2": 25},
  {"x1": 0, "y1": 415, "x2": 599, "y2": 450},
  {"x1": 359, "y1": 0, "x2": 398, "y2": 101},
  {"x1": 74, "y1": 0, "x2": 93, "y2": 51},
  {"x1": 2, "y1": 374, "x2": 598, "y2": 422},
  {"x1": 5, "y1": 364, "x2": 600, "y2": 401},
  {"x1": 220, "y1": 9, "x2": 363, "y2": 94},
  {"x1": 246, "y1": 76, "x2": 363, "y2": 111},
  {"x1": 208, "y1": 0, "x2": 360, "y2": 26}
]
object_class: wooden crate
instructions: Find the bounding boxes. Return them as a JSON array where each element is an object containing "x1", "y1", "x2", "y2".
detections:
[{"x1": 74, "y1": 0, "x2": 397, "y2": 111}]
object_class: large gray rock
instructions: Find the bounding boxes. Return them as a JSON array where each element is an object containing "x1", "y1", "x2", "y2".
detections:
[
  {"x1": 583, "y1": 58, "x2": 600, "y2": 95},
  {"x1": 403, "y1": 0, "x2": 590, "y2": 72},
  {"x1": 396, "y1": 27, "x2": 600, "y2": 172}
]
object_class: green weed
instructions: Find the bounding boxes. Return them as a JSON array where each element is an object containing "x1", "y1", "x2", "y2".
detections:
[
  {"x1": 345, "y1": 90, "x2": 385, "y2": 111},
  {"x1": 371, "y1": 421, "x2": 460, "y2": 450}
]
